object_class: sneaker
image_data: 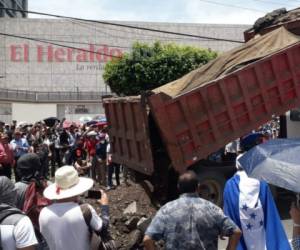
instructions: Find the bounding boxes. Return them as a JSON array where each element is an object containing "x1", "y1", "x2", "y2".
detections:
[{"x1": 106, "y1": 186, "x2": 113, "y2": 191}]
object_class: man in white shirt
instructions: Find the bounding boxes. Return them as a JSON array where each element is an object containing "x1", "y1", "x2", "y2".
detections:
[
  {"x1": 0, "y1": 176, "x2": 37, "y2": 250},
  {"x1": 39, "y1": 166, "x2": 109, "y2": 250}
]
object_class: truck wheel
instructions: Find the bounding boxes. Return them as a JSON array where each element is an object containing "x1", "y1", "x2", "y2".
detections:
[{"x1": 197, "y1": 171, "x2": 226, "y2": 207}]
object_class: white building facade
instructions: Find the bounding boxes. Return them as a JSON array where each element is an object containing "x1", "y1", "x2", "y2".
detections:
[{"x1": 0, "y1": 18, "x2": 250, "y2": 123}]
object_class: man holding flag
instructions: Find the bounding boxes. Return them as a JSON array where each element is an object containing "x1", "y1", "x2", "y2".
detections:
[{"x1": 223, "y1": 154, "x2": 291, "y2": 250}]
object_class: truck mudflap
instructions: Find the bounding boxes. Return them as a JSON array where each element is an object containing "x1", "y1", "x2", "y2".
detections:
[
  {"x1": 103, "y1": 96, "x2": 154, "y2": 175},
  {"x1": 148, "y1": 42, "x2": 300, "y2": 174}
]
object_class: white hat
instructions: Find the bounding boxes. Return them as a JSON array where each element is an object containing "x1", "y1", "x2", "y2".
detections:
[
  {"x1": 87, "y1": 131, "x2": 97, "y2": 136},
  {"x1": 44, "y1": 166, "x2": 93, "y2": 200}
]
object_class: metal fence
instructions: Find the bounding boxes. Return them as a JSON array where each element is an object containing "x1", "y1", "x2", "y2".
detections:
[{"x1": 0, "y1": 88, "x2": 110, "y2": 102}]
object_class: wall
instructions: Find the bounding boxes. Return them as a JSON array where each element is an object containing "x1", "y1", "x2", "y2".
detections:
[
  {"x1": 0, "y1": 102, "x2": 11, "y2": 123},
  {"x1": 12, "y1": 102, "x2": 57, "y2": 123},
  {"x1": 57, "y1": 103, "x2": 104, "y2": 121},
  {"x1": 0, "y1": 19, "x2": 249, "y2": 92},
  {"x1": 1, "y1": 102, "x2": 104, "y2": 124}
]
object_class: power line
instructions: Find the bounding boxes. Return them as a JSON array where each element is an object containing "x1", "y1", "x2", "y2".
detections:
[
  {"x1": 0, "y1": 32, "x2": 122, "y2": 59},
  {"x1": 0, "y1": 7, "x2": 245, "y2": 43},
  {"x1": 252, "y1": 0, "x2": 296, "y2": 7},
  {"x1": 0, "y1": 19, "x2": 215, "y2": 52},
  {"x1": 198, "y1": 0, "x2": 267, "y2": 13},
  {"x1": 28, "y1": 36, "x2": 131, "y2": 50},
  {"x1": 69, "y1": 19, "x2": 182, "y2": 42},
  {"x1": 0, "y1": 31, "x2": 223, "y2": 61},
  {"x1": 69, "y1": 18, "x2": 218, "y2": 43},
  {"x1": 19, "y1": 35, "x2": 131, "y2": 50}
]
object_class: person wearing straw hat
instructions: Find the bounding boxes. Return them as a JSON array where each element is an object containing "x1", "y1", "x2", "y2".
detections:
[{"x1": 39, "y1": 166, "x2": 109, "y2": 250}]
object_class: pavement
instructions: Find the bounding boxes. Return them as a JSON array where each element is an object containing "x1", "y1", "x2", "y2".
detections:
[{"x1": 218, "y1": 190, "x2": 295, "y2": 249}]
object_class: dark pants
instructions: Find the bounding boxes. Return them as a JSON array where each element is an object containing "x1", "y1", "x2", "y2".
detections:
[
  {"x1": 107, "y1": 163, "x2": 120, "y2": 187},
  {"x1": 223, "y1": 152, "x2": 237, "y2": 162},
  {"x1": 0, "y1": 163, "x2": 12, "y2": 179},
  {"x1": 50, "y1": 149, "x2": 56, "y2": 177},
  {"x1": 55, "y1": 148, "x2": 62, "y2": 167},
  {"x1": 41, "y1": 157, "x2": 49, "y2": 179},
  {"x1": 91, "y1": 155, "x2": 97, "y2": 180},
  {"x1": 14, "y1": 156, "x2": 20, "y2": 182}
]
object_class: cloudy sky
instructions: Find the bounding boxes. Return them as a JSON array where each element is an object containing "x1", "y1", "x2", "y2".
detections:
[{"x1": 29, "y1": 0, "x2": 298, "y2": 24}]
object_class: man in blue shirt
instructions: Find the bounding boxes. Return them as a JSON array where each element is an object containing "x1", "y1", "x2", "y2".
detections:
[
  {"x1": 143, "y1": 171, "x2": 241, "y2": 250},
  {"x1": 10, "y1": 130, "x2": 29, "y2": 159},
  {"x1": 10, "y1": 130, "x2": 29, "y2": 181}
]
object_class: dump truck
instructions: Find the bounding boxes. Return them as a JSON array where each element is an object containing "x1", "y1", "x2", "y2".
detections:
[{"x1": 103, "y1": 8, "x2": 300, "y2": 206}]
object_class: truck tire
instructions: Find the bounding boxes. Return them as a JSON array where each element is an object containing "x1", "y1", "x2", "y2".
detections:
[{"x1": 196, "y1": 171, "x2": 226, "y2": 207}]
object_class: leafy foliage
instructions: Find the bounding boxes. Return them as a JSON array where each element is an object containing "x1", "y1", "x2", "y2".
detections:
[{"x1": 103, "y1": 42, "x2": 217, "y2": 96}]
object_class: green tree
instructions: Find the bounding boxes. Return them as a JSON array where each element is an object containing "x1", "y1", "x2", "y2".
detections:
[{"x1": 103, "y1": 42, "x2": 217, "y2": 96}]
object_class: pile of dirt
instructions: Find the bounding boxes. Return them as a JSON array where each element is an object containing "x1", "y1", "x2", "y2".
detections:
[
  {"x1": 247, "y1": 7, "x2": 300, "y2": 34},
  {"x1": 83, "y1": 181, "x2": 163, "y2": 250},
  {"x1": 153, "y1": 27, "x2": 300, "y2": 98}
]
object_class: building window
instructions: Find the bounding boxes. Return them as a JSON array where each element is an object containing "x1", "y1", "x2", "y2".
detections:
[
  {"x1": 0, "y1": 103, "x2": 12, "y2": 115},
  {"x1": 12, "y1": 0, "x2": 16, "y2": 16},
  {"x1": 21, "y1": 0, "x2": 27, "y2": 17},
  {"x1": 0, "y1": 3, "x2": 3, "y2": 17},
  {"x1": 75, "y1": 105, "x2": 89, "y2": 114}
]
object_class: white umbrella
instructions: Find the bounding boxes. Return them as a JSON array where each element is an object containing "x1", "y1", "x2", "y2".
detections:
[
  {"x1": 239, "y1": 138, "x2": 300, "y2": 192},
  {"x1": 79, "y1": 116, "x2": 92, "y2": 123}
]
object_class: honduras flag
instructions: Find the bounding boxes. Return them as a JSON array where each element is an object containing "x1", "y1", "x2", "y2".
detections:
[{"x1": 223, "y1": 171, "x2": 290, "y2": 250}]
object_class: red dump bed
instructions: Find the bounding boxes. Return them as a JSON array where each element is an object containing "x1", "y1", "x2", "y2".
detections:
[
  {"x1": 103, "y1": 97, "x2": 154, "y2": 175},
  {"x1": 148, "y1": 42, "x2": 300, "y2": 173},
  {"x1": 104, "y1": 42, "x2": 300, "y2": 175}
]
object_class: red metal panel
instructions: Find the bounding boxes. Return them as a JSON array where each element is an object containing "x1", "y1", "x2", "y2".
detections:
[
  {"x1": 148, "y1": 42, "x2": 300, "y2": 174},
  {"x1": 103, "y1": 97, "x2": 154, "y2": 175}
]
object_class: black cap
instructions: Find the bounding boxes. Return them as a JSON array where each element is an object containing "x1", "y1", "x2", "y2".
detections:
[{"x1": 16, "y1": 153, "x2": 42, "y2": 182}]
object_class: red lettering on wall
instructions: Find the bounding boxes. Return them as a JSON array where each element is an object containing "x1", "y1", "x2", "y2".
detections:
[
  {"x1": 47, "y1": 46, "x2": 53, "y2": 62},
  {"x1": 109, "y1": 48, "x2": 123, "y2": 60},
  {"x1": 24, "y1": 44, "x2": 29, "y2": 62},
  {"x1": 37, "y1": 45, "x2": 44, "y2": 62},
  {"x1": 76, "y1": 49, "x2": 88, "y2": 62},
  {"x1": 66, "y1": 48, "x2": 73, "y2": 62},
  {"x1": 89, "y1": 44, "x2": 95, "y2": 62},
  {"x1": 10, "y1": 45, "x2": 23, "y2": 62},
  {"x1": 54, "y1": 48, "x2": 65, "y2": 62},
  {"x1": 9, "y1": 43, "x2": 124, "y2": 63},
  {"x1": 96, "y1": 45, "x2": 109, "y2": 62}
]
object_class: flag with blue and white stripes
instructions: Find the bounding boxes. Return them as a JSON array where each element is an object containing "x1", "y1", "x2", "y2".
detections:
[{"x1": 223, "y1": 171, "x2": 290, "y2": 250}]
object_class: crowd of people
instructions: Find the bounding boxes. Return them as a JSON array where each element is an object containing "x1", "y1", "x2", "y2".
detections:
[
  {"x1": 0, "y1": 118, "x2": 120, "y2": 250},
  {"x1": 0, "y1": 119, "x2": 121, "y2": 190},
  {"x1": 0, "y1": 161, "x2": 110, "y2": 250},
  {"x1": 1, "y1": 117, "x2": 300, "y2": 250}
]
